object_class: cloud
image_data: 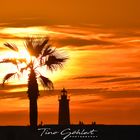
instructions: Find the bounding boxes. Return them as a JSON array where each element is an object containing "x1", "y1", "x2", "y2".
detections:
[
  {"x1": 0, "y1": 33, "x2": 26, "y2": 40},
  {"x1": 69, "y1": 89, "x2": 140, "y2": 100},
  {"x1": 0, "y1": 84, "x2": 59, "y2": 99},
  {"x1": 54, "y1": 37, "x2": 114, "y2": 47},
  {"x1": 108, "y1": 31, "x2": 140, "y2": 38},
  {"x1": 72, "y1": 75, "x2": 116, "y2": 79},
  {"x1": 75, "y1": 89, "x2": 140, "y2": 105},
  {"x1": 0, "y1": 88, "x2": 140, "y2": 105},
  {"x1": 0, "y1": 47, "x2": 7, "y2": 51},
  {"x1": 102, "y1": 90, "x2": 140, "y2": 99},
  {"x1": 0, "y1": 84, "x2": 27, "y2": 99},
  {"x1": 98, "y1": 77, "x2": 140, "y2": 83},
  {"x1": 79, "y1": 99, "x2": 102, "y2": 104},
  {"x1": 0, "y1": 84, "x2": 27, "y2": 90}
]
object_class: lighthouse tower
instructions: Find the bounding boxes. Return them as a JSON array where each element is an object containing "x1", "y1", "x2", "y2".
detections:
[{"x1": 58, "y1": 88, "x2": 70, "y2": 125}]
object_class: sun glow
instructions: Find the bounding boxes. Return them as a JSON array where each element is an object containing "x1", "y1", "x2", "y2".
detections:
[
  {"x1": 0, "y1": 26, "x2": 71, "y2": 88},
  {"x1": 0, "y1": 26, "x2": 57, "y2": 39},
  {"x1": 0, "y1": 49, "x2": 31, "y2": 62},
  {"x1": 0, "y1": 48, "x2": 69, "y2": 87},
  {"x1": 18, "y1": 50, "x2": 31, "y2": 62},
  {"x1": 0, "y1": 49, "x2": 31, "y2": 85},
  {"x1": 1, "y1": 27, "x2": 48, "y2": 36}
]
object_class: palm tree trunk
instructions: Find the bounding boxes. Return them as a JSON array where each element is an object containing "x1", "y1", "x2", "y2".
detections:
[{"x1": 27, "y1": 68, "x2": 39, "y2": 127}]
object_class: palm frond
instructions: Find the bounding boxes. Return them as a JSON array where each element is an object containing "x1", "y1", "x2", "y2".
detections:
[
  {"x1": 39, "y1": 75, "x2": 54, "y2": 90},
  {"x1": 20, "y1": 66, "x2": 28, "y2": 73},
  {"x1": 35, "y1": 38, "x2": 49, "y2": 57},
  {"x1": 2, "y1": 73, "x2": 16, "y2": 86},
  {"x1": 0, "y1": 58, "x2": 18, "y2": 65},
  {"x1": 45, "y1": 55, "x2": 68, "y2": 71},
  {"x1": 42, "y1": 45, "x2": 55, "y2": 57},
  {"x1": 20, "y1": 62, "x2": 32, "y2": 73},
  {"x1": 17, "y1": 58, "x2": 27, "y2": 63},
  {"x1": 40, "y1": 45, "x2": 55, "y2": 65},
  {"x1": 25, "y1": 38, "x2": 35, "y2": 56},
  {"x1": 0, "y1": 58, "x2": 26, "y2": 65},
  {"x1": 4, "y1": 43, "x2": 18, "y2": 52},
  {"x1": 25, "y1": 37, "x2": 50, "y2": 57}
]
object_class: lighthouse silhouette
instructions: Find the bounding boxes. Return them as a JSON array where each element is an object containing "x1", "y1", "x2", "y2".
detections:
[{"x1": 58, "y1": 88, "x2": 70, "y2": 125}]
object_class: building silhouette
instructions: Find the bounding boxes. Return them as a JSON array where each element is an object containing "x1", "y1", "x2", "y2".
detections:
[{"x1": 58, "y1": 88, "x2": 70, "y2": 125}]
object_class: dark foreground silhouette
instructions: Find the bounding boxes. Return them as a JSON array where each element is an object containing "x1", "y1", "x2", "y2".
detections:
[{"x1": 0, "y1": 125, "x2": 139, "y2": 140}]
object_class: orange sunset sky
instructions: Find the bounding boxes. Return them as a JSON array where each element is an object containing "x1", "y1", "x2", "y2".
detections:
[{"x1": 0, "y1": 0, "x2": 140, "y2": 125}]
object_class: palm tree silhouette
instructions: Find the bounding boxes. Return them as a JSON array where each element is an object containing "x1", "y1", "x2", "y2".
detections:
[{"x1": 0, "y1": 37, "x2": 67, "y2": 127}]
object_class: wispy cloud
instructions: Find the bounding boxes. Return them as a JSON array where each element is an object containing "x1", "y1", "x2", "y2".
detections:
[
  {"x1": 98, "y1": 76, "x2": 140, "y2": 83},
  {"x1": 1, "y1": 88, "x2": 140, "y2": 100},
  {"x1": 72, "y1": 75, "x2": 116, "y2": 79},
  {"x1": 0, "y1": 33, "x2": 25, "y2": 39},
  {"x1": 54, "y1": 37, "x2": 113, "y2": 47}
]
